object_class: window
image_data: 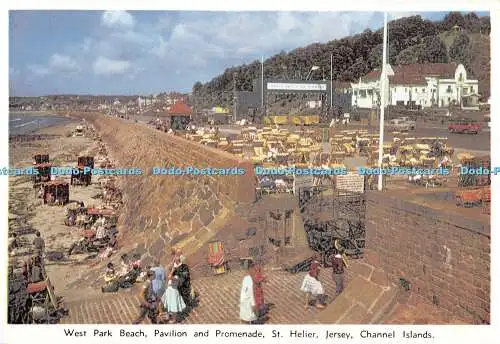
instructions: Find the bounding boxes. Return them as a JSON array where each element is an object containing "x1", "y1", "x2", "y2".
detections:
[
  {"x1": 354, "y1": 90, "x2": 358, "y2": 96},
  {"x1": 367, "y1": 89, "x2": 373, "y2": 95},
  {"x1": 470, "y1": 86, "x2": 474, "y2": 93},
  {"x1": 405, "y1": 88, "x2": 408, "y2": 92},
  {"x1": 446, "y1": 85, "x2": 452, "y2": 93},
  {"x1": 422, "y1": 88, "x2": 426, "y2": 93},
  {"x1": 415, "y1": 88, "x2": 418, "y2": 92},
  {"x1": 459, "y1": 73, "x2": 463, "y2": 82},
  {"x1": 359, "y1": 90, "x2": 367, "y2": 98}
]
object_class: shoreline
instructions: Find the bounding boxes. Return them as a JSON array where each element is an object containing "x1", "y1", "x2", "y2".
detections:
[
  {"x1": 8, "y1": 119, "x2": 123, "y2": 305},
  {"x1": 9, "y1": 110, "x2": 53, "y2": 116}
]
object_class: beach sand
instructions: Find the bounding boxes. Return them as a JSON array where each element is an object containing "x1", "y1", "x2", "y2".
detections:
[{"x1": 8, "y1": 121, "x2": 114, "y2": 301}]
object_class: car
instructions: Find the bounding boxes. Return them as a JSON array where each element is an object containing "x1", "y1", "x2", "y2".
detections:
[
  {"x1": 388, "y1": 118, "x2": 416, "y2": 132},
  {"x1": 448, "y1": 119, "x2": 481, "y2": 134}
]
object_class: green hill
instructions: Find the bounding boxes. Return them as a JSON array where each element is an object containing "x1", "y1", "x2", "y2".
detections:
[{"x1": 192, "y1": 12, "x2": 490, "y2": 108}]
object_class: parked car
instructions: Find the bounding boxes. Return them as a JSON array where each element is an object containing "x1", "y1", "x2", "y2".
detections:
[
  {"x1": 388, "y1": 118, "x2": 416, "y2": 132},
  {"x1": 448, "y1": 119, "x2": 481, "y2": 134}
]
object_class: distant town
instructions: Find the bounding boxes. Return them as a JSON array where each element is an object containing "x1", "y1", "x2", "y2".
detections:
[{"x1": 9, "y1": 92, "x2": 191, "y2": 115}]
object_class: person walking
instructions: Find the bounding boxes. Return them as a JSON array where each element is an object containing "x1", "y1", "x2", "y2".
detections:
[
  {"x1": 331, "y1": 248, "x2": 346, "y2": 295},
  {"x1": 151, "y1": 260, "x2": 166, "y2": 300},
  {"x1": 133, "y1": 270, "x2": 158, "y2": 324},
  {"x1": 32, "y1": 231, "x2": 45, "y2": 257},
  {"x1": 240, "y1": 261, "x2": 257, "y2": 324},
  {"x1": 160, "y1": 272, "x2": 186, "y2": 323},
  {"x1": 171, "y1": 255, "x2": 191, "y2": 308},
  {"x1": 253, "y1": 264, "x2": 269, "y2": 322}
]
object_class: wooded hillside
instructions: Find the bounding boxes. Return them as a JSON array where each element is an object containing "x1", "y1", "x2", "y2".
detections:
[{"x1": 192, "y1": 12, "x2": 490, "y2": 108}]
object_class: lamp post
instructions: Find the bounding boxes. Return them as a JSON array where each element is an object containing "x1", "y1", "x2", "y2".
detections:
[{"x1": 305, "y1": 65, "x2": 320, "y2": 80}]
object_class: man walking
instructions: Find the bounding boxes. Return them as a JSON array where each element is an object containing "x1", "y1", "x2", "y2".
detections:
[
  {"x1": 133, "y1": 270, "x2": 158, "y2": 324},
  {"x1": 33, "y1": 231, "x2": 45, "y2": 258},
  {"x1": 331, "y1": 249, "x2": 346, "y2": 295}
]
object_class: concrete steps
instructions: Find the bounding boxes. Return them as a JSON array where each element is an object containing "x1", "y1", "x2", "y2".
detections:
[{"x1": 315, "y1": 260, "x2": 401, "y2": 324}]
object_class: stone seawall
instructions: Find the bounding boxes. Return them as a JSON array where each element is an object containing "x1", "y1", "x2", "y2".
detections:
[
  {"x1": 365, "y1": 191, "x2": 490, "y2": 324},
  {"x1": 75, "y1": 114, "x2": 256, "y2": 264}
]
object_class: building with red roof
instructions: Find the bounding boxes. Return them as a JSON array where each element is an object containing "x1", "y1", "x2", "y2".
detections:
[
  {"x1": 168, "y1": 101, "x2": 193, "y2": 116},
  {"x1": 351, "y1": 63, "x2": 479, "y2": 109}
]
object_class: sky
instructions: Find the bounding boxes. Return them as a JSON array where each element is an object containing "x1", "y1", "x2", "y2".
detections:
[{"x1": 9, "y1": 10, "x2": 488, "y2": 96}]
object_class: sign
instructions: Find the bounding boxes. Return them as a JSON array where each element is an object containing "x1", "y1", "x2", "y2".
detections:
[
  {"x1": 293, "y1": 175, "x2": 315, "y2": 194},
  {"x1": 267, "y1": 82, "x2": 327, "y2": 91},
  {"x1": 336, "y1": 172, "x2": 365, "y2": 193}
]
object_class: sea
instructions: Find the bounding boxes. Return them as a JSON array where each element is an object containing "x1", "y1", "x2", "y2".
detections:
[{"x1": 9, "y1": 112, "x2": 74, "y2": 136}]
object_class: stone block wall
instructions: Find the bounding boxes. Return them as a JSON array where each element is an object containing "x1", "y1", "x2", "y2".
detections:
[
  {"x1": 78, "y1": 114, "x2": 256, "y2": 264},
  {"x1": 364, "y1": 192, "x2": 490, "y2": 324}
]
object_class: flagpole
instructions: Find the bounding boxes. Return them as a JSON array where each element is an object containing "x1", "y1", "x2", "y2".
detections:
[
  {"x1": 330, "y1": 53, "x2": 333, "y2": 110},
  {"x1": 261, "y1": 56, "x2": 264, "y2": 116},
  {"x1": 377, "y1": 12, "x2": 388, "y2": 191}
]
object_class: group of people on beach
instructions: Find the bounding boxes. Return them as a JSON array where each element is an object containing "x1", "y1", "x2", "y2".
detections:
[
  {"x1": 131, "y1": 248, "x2": 194, "y2": 324},
  {"x1": 239, "y1": 248, "x2": 347, "y2": 324}
]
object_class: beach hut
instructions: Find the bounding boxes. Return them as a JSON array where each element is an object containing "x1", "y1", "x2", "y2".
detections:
[
  {"x1": 32, "y1": 163, "x2": 52, "y2": 187},
  {"x1": 71, "y1": 156, "x2": 94, "y2": 186},
  {"x1": 32, "y1": 154, "x2": 49, "y2": 165},
  {"x1": 43, "y1": 181, "x2": 69, "y2": 206}
]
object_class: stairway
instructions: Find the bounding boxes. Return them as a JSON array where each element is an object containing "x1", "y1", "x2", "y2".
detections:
[{"x1": 314, "y1": 261, "x2": 401, "y2": 324}]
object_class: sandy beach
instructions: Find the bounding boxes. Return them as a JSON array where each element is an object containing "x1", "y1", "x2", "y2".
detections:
[{"x1": 8, "y1": 120, "x2": 117, "y2": 301}]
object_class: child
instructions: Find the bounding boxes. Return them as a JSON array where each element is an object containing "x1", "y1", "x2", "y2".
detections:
[
  {"x1": 102, "y1": 262, "x2": 119, "y2": 293},
  {"x1": 104, "y1": 262, "x2": 115, "y2": 281}
]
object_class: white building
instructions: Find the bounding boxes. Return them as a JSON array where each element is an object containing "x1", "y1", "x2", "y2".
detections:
[{"x1": 351, "y1": 63, "x2": 479, "y2": 109}]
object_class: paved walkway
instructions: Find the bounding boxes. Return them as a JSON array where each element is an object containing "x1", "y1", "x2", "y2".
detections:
[
  {"x1": 60, "y1": 260, "x2": 460, "y2": 324},
  {"x1": 61, "y1": 268, "x2": 353, "y2": 324}
]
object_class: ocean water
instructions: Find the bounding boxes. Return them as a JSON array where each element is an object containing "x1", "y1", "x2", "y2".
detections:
[{"x1": 9, "y1": 112, "x2": 74, "y2": 136}]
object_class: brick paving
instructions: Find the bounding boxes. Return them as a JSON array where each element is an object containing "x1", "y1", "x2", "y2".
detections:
[
  {"x1": 61, "y1": 268, "x2": 353, "y2": 324},
  {"x1": 60, "y1": 259, "x2": 463, "y2": 325}
]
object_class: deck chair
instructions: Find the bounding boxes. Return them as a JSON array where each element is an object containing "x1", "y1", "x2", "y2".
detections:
[
  {"x1": 27, "y1": 278, "x2": 58, "y2": 323},
  {"x1": 208, "y1": 241, "x2": 228, "y2": 275}
]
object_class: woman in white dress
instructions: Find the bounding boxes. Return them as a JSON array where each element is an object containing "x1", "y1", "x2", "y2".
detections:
[
  {"x1": 161, "y1": 272, "x2": 186, "y2": 323},
  {"x1": 240, "y1": 263, "x2": 258, "y2": 324}
]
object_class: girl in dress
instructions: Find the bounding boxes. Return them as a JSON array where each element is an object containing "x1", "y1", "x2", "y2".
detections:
[{"x1": 161, "y1": 272, "x2": 186, "y2": 323}]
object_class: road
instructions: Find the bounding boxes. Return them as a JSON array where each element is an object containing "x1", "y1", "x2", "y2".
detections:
[{"x1": 388, "y1": 126, "x2": 490, "y2": 152}]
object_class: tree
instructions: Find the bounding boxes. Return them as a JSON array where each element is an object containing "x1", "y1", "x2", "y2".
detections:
[
  {"x1": 464, "y1": 12, "x2": 481, "y2": 33},
  {"x1": 449, "y1": 33, "x2": 472, "y2": 66},
  {"x1": 442, "y1": 12, "x2": 466, "y2": 30},
  {"x1": 421, "y1": 36, "x2": 448, "y2": 63},
  {"x1": 396, "y1": 46, "x2": 422, "y2": 65},
  {"x1": 192, "y1": 81, "x2": 202, "y2": 94},
  {"x1": 479, "y1": 16, "x2": 491, "y2": 35}
]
